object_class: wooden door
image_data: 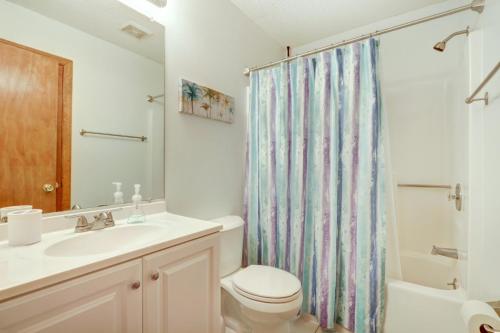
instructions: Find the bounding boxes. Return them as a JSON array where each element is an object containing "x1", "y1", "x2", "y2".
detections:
[
  {"x1": 0, "y1": 38, "x2": 72, "y2": 212},
  {"x1": 142, "y1": 234, "x2": 220, "y2": 333},
  {"x1": 0, "y1": 259, "x2": 143, "y2": 333}
]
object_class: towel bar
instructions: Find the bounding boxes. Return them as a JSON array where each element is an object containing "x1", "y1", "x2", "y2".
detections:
[
  {"x1": 397, "y1": 183, "x2": 451, "y2": 189},
  {"x1": 80, "y1": 129, "x2": 147, "y2": 142}
]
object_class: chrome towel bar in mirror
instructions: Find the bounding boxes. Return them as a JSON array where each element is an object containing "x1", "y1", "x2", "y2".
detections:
[{"x1": 80, "y1": 129, "x2": 147, "y2": 142}]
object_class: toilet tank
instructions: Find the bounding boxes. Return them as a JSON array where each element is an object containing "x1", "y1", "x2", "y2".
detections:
[{"x1": 212, "y1": 216, "x2": 244, "y2": 277}]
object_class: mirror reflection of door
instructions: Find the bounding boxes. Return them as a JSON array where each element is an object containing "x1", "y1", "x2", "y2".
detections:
[{"x1": 0, "y1": 38, "x2": 72, "y2": 213}]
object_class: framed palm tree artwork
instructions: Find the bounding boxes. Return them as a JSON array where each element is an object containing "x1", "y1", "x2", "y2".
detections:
[{"x1": 179, "y1": 78, "x2": 234, "y2": 123}]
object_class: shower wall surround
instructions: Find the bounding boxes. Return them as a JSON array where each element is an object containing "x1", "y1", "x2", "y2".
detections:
[{"x1": 296, "y1": 0, "x2": 474, "y2": 285}]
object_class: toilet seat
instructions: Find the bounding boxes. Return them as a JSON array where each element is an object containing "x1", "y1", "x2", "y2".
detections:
[
  {"x1": 221, "y1": 275, "x2": 303, "y2": 315},
  {"x1": 232, "y1": 265, "x2": 301, "y2": 304}
]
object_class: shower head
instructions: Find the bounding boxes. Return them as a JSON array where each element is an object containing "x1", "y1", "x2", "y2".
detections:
[
  {"x1": 433, "y1": 41, "x2": 447, "y2": 52},
  {"x1": 433, "y1": 26, "x2": 469, "y2": 52}
]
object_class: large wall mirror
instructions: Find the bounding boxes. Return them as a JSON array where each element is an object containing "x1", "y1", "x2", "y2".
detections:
[{"x1": 0, "y1": 0, "x2": 165, "y2": 213}]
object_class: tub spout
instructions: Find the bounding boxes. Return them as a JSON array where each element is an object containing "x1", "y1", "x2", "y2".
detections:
[{"x1": 431, "y1": 246, "x2": 458, "y2": 259}]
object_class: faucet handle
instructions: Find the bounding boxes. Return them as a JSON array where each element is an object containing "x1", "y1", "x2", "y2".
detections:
[
  {"x1": 103, "y1": 211, "x2": 115, "y2": 227},
  {"x1": 89, "y1": 213, "x2": 108, "y2": 231},
  {"x1": 66, "y1": 215, "x2": 90, "y2": 233}
]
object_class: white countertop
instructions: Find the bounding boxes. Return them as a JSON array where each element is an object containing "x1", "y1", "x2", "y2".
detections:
[{"x1": 0, "y1": 212, "x2": 222, "y2": 302}]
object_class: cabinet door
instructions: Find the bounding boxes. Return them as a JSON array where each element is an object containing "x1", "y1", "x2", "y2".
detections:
[
  {"x1": 143, "y1": 234, "x2": 220, "y2": 333},
  {"x1": 0, "y1": 259, "x2": 143, "y2": 333}
]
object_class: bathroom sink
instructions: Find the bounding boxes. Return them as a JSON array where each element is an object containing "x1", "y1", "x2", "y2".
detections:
[{"x1": 44, "y1": 224, "x2": 165, "y2": 257}]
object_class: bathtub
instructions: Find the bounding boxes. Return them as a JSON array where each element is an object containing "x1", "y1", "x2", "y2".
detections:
[{"x1": 384, "y1": 251, "x2": 467, "y2": 333}]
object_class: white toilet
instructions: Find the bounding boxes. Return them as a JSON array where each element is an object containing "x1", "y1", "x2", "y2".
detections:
[{"x1": 214, "y1": 216, "x2": 304, "y2": 333}]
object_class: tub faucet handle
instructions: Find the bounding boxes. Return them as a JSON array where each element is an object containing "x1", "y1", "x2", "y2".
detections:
[{"x1": 446, "y1": 278, "x2": 458, "y2": 290}]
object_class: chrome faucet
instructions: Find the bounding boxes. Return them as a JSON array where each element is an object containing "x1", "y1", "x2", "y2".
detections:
[
  {"x1": 431, "y1": 245, "x2": 459, "y2": 259},
  {"x1": 67, "y1": 211, "x2": 116, "y2": 233}
]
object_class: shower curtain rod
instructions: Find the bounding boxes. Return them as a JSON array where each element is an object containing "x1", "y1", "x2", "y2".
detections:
[{"x1": 243, "y1": 0, "x2": 485, "y2": 76}]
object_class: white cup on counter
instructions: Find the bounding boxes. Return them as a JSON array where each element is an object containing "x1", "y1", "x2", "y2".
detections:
[{"x1": 7, "y1": 209, "x2": 43, "y2": 246}]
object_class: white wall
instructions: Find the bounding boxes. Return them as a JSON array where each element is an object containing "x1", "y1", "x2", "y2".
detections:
[
  {"x1": 295, "y1": 0, "x2": 478, "y2": 288},
  {"x1": 163, "y1": 0, "x2": 283, "y2": 219},
  {"x1": 0, "y1": 0, "x2": 164, "y2": 209},
  {"x1": 467, "y1": 0, "x2": 500, "y2": 301}
]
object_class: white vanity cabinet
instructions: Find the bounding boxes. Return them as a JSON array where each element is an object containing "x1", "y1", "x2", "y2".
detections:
[
  {"x1": 0, "y1": 259, "x2": 143, "y2": 333},
  {"x1": 0, "y1": 233, "x2": 220, "y2": 333},
  {"x1": 142, "y1": 234, "x2": 220, "y2": 333}
]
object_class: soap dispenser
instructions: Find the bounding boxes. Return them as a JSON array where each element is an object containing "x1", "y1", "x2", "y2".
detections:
[
  {"x1": 127, "y1": 184, "x2": 146, "y2": 224},
  {"x1": 112, "y1": 182, "x2": 124, "y2": 204}
]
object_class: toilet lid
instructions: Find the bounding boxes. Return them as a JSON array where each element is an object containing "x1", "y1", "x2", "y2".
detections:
[{"x1": 232, "y1": 265, "x2": 301, "y2": 303}]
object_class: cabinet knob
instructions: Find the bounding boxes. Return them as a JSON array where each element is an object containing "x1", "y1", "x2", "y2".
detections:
[
  {"x1": 151, "y1": 272, "x2": 160, "y2": 281},
  {"x1": 131, "y1": 281, "x2": 141, "y2": 290}
]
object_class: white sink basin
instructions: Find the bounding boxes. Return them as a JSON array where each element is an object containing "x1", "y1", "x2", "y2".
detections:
[{"x1": 44, "y1": 224, "x2": 165, "y2": 257}]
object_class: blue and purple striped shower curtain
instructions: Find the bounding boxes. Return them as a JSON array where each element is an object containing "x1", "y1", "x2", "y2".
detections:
[{"x1": 243, "y1": 39, "x2": 386, "y2": 332}]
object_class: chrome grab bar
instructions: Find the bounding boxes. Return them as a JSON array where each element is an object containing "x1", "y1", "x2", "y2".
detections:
[
  {"x1": 398, "y1": 183, "x2": 451, "y2": 189},
  {"x1": 398, "y1": 183, "x2": 463, "y2": 211},
  {"x1": 466, "y1": 61, "x2": 500, "y2": 105}
]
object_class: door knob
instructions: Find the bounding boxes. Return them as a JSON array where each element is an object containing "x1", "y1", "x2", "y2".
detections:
[
  {"x1": 131, "y1": 281, "x2": 141, "y2": 290},
  {"x1": 151, "y1": 272, "x2": 160, "y2": 281},
  {"x1": 42, "y1": 184, "x2": 55, "y2": 193}
]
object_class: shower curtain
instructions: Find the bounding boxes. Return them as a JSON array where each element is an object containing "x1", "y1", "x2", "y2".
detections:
[{"x1": 243, "y1": 39, "x2": 386, "y2": 333}]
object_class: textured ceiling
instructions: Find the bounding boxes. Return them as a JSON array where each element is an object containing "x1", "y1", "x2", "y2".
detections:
[{"x1": 230, "y1": 0, "x2": 450, "y2": 46}]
